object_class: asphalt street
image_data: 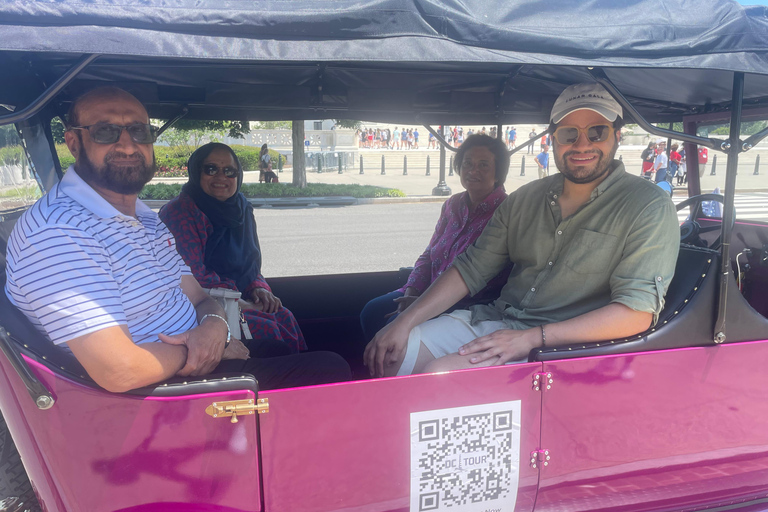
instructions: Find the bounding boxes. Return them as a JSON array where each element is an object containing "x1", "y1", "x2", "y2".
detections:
[{"x1": 255, "y1": 202, "x2": 443, "y2": 278}]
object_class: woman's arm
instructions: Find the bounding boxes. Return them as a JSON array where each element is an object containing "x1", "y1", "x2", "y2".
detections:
[
  {"x1": 159, "y1": 197, "x2": 239, "y2": 290},
  {"x1": 402, "y1": 200, "x2": 451, "y2": 293}
]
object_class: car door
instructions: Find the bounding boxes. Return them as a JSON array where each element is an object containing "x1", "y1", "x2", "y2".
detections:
[
  {"x1": 257, "y1": 362, "x2": 543, "y2": 512},
  {"x1": 535, "y1": 343, "x2": 768, "y2": 511}
]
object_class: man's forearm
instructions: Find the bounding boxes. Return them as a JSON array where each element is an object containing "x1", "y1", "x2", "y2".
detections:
[
  {"x1": 543, "y1": 303, "x2": 652, "y2": 347},
  {"x1": 117, "y1": 342, "x2": 188, "y2": 391},
  {"x1": 395, "y1": 267, "x2": 469, "y2": 331}
]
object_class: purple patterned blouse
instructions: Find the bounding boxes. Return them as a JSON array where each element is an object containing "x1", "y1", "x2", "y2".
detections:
[{"x1": 400, "y1": 186, "x2": 511, "y2": 303}]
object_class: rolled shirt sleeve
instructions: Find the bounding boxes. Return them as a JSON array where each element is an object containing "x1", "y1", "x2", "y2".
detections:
[{"x1": 609, "y1": 197, "x2": 680, "y2": 325}]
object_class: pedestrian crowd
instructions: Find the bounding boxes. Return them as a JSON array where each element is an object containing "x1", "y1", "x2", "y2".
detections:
[{"x1": 355, "y1": 125, "x2": 524, "y2": 150}]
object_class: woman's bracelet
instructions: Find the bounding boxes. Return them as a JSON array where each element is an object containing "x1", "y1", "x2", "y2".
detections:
[
  {"x1": 201, "y1": 313, "x2": 231, "y2": 348},
  {"x1": 540, "y1": 324, "x2": 547, "y2": 347}
]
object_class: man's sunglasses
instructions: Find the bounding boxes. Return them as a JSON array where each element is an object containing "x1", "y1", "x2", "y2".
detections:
[
  {"x1": 552, "y1": 124, "x2": 613, "y2": 145},
  {"x1": 70, "y1": 123, "x2": 158, "y2": 144},
  {"x1": 202, "y1": 163, "x2": 239, "y2": 178}
]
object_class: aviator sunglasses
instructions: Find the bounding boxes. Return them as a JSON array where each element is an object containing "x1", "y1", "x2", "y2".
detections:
[
  {"x1": 552, "y1": 124, "x2": 613, "y2": 145},
  {"x1": 202, "y1": 163, "x2": 239, "y2": 178},
  {"x1": 70, "y1": 123, "x2": 158, "y2": 144}
]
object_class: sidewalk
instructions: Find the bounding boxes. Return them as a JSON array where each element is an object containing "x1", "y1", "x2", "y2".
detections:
[{"x1": 149, "y1": 144, "x2": 768, "y2": 204}]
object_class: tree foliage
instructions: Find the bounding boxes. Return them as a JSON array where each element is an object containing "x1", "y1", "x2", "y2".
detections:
[
  {"x1": 333, "y1": 119, "x2": 361, "y2": 130},
  {"x1": 252, "y1": 121, "x2": 292, "y2": 130}
]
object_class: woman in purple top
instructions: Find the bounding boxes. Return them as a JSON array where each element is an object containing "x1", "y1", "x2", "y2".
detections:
[{"x1": 360, "y1": 134, "x2": 512, "y2": 342}]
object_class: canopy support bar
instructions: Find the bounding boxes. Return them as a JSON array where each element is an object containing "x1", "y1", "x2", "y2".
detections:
[
  {"x1": 156, "y1": 106, "x2": 189, "y2": 137},
  {"x1": 424, "y1": 125, "x2": 458, "y2": 153},
  {"x1": 588, "y1": 68, "x2": 729, "y2": 152},
  {"x1": 742, "y1": 125, "x2": 768, "y2": 151},
  {"x1": 0, "y1": 54, "x2": 99, "y2": 127},
  {"x1": 509, "y1": 129, "x2": 550, "y2": 156},
  {"x1": 712, "y1": 72, "x2": 744, "y2": 344}
]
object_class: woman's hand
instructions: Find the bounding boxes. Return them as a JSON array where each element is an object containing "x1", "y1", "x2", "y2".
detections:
[
  {"x1": 457, "y1": 328, "x2": 541, "y2": 365},
  {"x1": 221, "y1": 338, "x2": 250, "y2": 360},
  {"x1": 384, "y1": 287, "x2": 421, "y2": 319},
  {"x1": 251, "y1": 287, "x2": 282, "y2": 314}
]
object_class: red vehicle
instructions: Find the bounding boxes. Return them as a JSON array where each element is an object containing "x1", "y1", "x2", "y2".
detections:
[{"x1": 1, "y1": 1, "x2": 768, "y2": 511}]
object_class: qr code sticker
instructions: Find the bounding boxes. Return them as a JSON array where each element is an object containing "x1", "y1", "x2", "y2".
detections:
[{"x1": 410, "y1": 401, "x2": 521, "y2": 512}]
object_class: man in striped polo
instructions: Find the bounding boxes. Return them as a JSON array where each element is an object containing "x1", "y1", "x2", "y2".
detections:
[{"x1": 5, "y1": 87, "x2": 349, "y2": 391}]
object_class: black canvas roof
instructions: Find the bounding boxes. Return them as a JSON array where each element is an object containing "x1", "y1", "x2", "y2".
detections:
[{"x1": 1, "y1": 0, "x2": 767, "y2": 124}]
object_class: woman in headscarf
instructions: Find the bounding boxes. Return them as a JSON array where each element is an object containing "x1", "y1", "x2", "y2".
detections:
[{"x1": 159, "y1": 143, "x2": 306, "y2": 356}]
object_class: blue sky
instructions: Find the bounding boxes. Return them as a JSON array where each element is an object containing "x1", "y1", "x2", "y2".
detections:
[{"x1": 735, "y1": 0, "x2": 768, "y2": 5}]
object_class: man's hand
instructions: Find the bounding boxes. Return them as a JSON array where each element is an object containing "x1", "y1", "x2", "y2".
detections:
[
  {"x1": 457, "y1": 328, "x2": 541, "y2": 365},
  {"x1": 222, "y1": 338, "x2": 250, "y2": 361},
  {"x1": 159, "y1": 317, "x2": 227, "y2": 376},
  {"x1": 363, "y1": 320, "x2": 411, "y2": 378},
  {"x1": 252, "y1": 287, "x2": 282, "y2": 314}
]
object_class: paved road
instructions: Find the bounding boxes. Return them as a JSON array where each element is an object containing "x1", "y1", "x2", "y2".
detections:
[
  {"x1": 256, "y1": 202, "x2": 443, "y2": 278},
  {"x1": 256, "y1": 193, "x2": 768, "y2": 278}
]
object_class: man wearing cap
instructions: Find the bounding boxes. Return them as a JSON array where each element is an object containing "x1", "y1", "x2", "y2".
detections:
[{"x1": 364, "y1": 82, "x2": 679, "y2": 377}]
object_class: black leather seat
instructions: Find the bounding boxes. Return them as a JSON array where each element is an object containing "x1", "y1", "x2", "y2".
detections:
[{"x1": 532, "y1": 244, "x2": 768, "y2": 361}]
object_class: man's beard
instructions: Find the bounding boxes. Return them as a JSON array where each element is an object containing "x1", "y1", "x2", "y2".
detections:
[
  {"x1": 554, "y1": 142, "x2": 618, "y2": 185},
  {"x1": 75, "y1": 138, "x2": 156, "y2": 195}
]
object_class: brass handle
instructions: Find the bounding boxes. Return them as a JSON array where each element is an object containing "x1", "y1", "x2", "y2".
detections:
[{"x1": 205, "y1": 398, "x2": 269, "y2": 421}]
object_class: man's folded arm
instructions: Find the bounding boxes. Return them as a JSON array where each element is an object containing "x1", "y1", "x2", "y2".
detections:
[{"x1": 67, "y1": 325, "x2": 188, "y2": 393}]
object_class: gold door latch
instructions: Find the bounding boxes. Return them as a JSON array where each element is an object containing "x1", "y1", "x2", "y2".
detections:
[{"x1": 205, "y1": 398, "x2": 269, "y2": 423}]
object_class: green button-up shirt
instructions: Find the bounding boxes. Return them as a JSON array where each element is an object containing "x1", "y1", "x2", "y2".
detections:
[{"x1": 453, "y1": 161, "x2": 679, "y2": 329}]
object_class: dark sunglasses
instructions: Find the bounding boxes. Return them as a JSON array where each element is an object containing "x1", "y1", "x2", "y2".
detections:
[
  {"x1": 202, "y1": 163, "x2": 239, "y2": 178},
  {"x1": 553, "y1": 124, "x2": 612, "y2": 145},
  {"x1": 70, "y1": 123, "x2": 158, "y2": 144}
]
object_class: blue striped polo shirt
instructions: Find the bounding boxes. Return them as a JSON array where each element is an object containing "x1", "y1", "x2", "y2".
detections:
[{"x1": 5, "y1": 167, "x2": 198, "y2": 346}]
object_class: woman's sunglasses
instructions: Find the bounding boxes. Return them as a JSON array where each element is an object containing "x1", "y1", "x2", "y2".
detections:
[
  {"x1": 70, "y1": 123, "x2": 158, "y2": 144},
  {"x1": 202, "y1": 163, "x2": 239, "y2": 178},
  {"x1": 553, "y1": 124, "x2": 612, "y2": 145}
]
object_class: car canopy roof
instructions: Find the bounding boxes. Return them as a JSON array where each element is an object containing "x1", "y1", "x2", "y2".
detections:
[{"x1": 0, "y1": 0, "x2": 767, "y2": 124}]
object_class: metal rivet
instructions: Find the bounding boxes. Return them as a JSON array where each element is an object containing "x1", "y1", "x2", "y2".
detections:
[
  {"x1": 595, "y1": 343, "x2": 600, "y2": 347},
  {"x1": 674, "y1": 311, "x2": 678, "y2": 315},
  {"x1": 546, "y1": 385, "x2": 551, "y2": 390},
  {"x1": 707, "y1": 259, "x2": 712, "y2": 263},
  {"x1": 42, "y1": 356, "x2": 46, "y2": 360},
  {"x1": 684, "y1": 299, "x2": 688, "y2": 303},
  {"x1": 543, "y1": 461, "x2": 548, "y2": 466},
  {"x1": 694, "y1": 287, "x2": 698, "y2": 291}
]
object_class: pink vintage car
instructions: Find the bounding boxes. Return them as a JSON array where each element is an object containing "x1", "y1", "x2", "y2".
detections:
[{"x1": 1, "y1": 1, "x2": 768, "y2": 511}]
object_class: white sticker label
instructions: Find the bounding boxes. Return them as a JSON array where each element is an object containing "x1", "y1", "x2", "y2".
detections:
[{"x1": 410, "y1": 401, "x2": 521, "y2": 512}]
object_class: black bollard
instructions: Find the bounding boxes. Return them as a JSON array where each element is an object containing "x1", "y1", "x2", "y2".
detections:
[
  {"x1": 619, "y1": 154, "x2": 623, "y2": 162},
  {"x1": 754, "y1": 155, "x2": 760, "y2": 175},
  {"x1": 278, "y1": 155, "x2": 283, "y2": 172},
  {"x1": 317, "y1": 154, "x2": 323, "y2": 173},
  {"x1": 381, "y1": 155, "x2": 386, "y2": 175},
  {"x1": 338, "y1": 155, "x2": 343, "y2": 174},
  {"x1": 710, "y1": 154, "x2": 717, "y2": 176},
  {"x1": 520, "y1": 156, "x2": 525, "y2": 176},
  {"x1": 359, "y1": 155, "x2": 364, "y2": 174},
  {"x1": 426, "y1": 155, "x2": 431, "y2": 176},
  {"x1": 449, "y1": 156, "x2": 454, "y2": 176},
  {"x1": 403, "y1": 155, "x2": 408, "y2": 175}
]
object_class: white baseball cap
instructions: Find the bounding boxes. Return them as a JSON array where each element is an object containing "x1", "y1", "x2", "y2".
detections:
[{"x1": 550, "y1": 82, "x2": 623, "y2": 124}]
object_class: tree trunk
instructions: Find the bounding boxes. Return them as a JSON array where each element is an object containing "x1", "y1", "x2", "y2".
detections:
[{"x1": 292, "y1": 121, "x2": 306, "y2": 188}]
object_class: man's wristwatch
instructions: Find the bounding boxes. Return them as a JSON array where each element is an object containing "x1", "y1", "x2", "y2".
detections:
[{"x1": 201, "y1": 313, "x2": 231, "y2": 349}]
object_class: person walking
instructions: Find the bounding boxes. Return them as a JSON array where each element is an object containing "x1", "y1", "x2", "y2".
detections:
[
  {"x1": 528, "y1": 128, "x2": 537, "y2": 154},
  {"x1": 535, "y1": 144, "x2": 550, "y2": 178}
]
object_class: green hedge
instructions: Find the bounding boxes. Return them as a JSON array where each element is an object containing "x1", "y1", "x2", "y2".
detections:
[
  {"x1": 55, "y1": 143, "x2": 284, "y2": 175},
  {"x1": 139, "y1": 183, "x2": 405, "y2": 200}
]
